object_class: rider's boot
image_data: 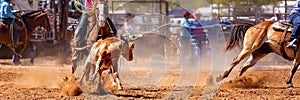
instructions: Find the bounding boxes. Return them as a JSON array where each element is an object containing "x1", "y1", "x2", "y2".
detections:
[{"x1": 287, "y1": 39, "x2": 298, "y2": 48}]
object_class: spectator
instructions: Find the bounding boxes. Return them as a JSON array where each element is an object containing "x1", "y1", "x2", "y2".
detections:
[
  {"x1": 190, "y1": 12, "x2": 205, "y2": 47},
  {"x1": 180, "y1": 11, "x2": 192, "y2": 60}
]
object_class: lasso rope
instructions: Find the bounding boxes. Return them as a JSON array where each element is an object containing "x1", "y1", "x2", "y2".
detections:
[
  {"x1": 7, "y1": 18, "x2": 28, "y2": 57},
  {"x1": 74, "y1": 0, "x2": 86, "y2": 13}
]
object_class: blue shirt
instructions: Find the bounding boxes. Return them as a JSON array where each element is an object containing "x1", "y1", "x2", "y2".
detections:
[
  {"x1": 0, "y1": 0, "x2": 16, "y2": 19},
  {"x1": 180, "y1": 18, "x2": 191, "y2": 37},
  {"x1": 291, "y1": 0, "x2": 300, "y2": 14}
]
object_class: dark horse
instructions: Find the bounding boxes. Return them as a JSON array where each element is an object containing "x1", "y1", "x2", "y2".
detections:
[
  {"x1": 0, "y1": 10, "x2": 51, "y2": 64},
  {"x1": 216, "y1": 21, "x2": 300, "y2": 88}
]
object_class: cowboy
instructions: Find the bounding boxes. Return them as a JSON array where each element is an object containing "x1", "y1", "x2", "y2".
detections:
[
  {"x1": 287, "y1": 0, "x2": 300, "y2": 48},
  {"x1": 71, "y1": 0, "x2": 94, "y2": 73},
  {"x1": 121, "y1": 12, "x2": 137, "y2": 44},
  {"x1": 0, "y1": 0, "x2": 19, "y2": 43}
]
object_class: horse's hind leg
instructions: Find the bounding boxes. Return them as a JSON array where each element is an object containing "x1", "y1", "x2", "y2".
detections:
[
  {"x1": 286, "y1": 60, "x2": 299, "y2": 88},
  {"x1": 238, "y1": 45, "x2": 271, "y2": 76}
]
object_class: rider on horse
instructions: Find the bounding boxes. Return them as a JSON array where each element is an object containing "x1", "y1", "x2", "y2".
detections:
[
  {"x1": 0, "y1": 0, "x2": 19, "y2": 44},
  {"x1": 287, "y1": 0, "x2": 300, "y2": 48}
]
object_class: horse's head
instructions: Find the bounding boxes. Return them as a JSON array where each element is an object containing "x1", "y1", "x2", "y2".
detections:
[
  {"x1": 89, "y1": 1, "x2": 114, "y2": 40},
  {"x1": 21, "y1": 10, "x2": 51, "y2": 33}
]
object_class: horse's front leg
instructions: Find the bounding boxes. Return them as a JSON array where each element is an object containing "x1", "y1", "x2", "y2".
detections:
[{"x1": 12, "y1": 54, "x2": 21, "y2": 65}]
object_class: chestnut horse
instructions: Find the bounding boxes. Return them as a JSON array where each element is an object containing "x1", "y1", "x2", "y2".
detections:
[
  {"x1": 216, "y1": 21, "x2": 300, "y2": 88},
  {"x1": 0, "y1": 10, "x2": 51, "y2": 64}
]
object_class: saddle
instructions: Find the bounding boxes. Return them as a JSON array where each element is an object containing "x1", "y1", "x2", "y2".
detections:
[
  {"x1": 272, "y1": 22, "x2": 293, "y2": 32},
  {"x1": 0, "y1": 19, "x2": 9, "y2": 31}
]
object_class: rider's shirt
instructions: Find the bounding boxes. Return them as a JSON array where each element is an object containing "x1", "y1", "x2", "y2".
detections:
[
  {"x1": 0, "y1": 0, "x2": 16, "y2": 19},
  {"x1": 85, "y1": 0, "x2": 93, "y2": 8},
  {"x1": 291, "y1": 0, "x2": 300, "y2": 15}
]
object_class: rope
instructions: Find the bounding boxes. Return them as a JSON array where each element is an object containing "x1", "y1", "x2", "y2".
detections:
[
  {"x1": 7, "y1": 18, "x2": 28, "y2": 57},
  {"x1": 14, "y1": 18, "x2": 26, "y2": 30},
  {"x1": 74, "y1": 0, "x2": 86, "y2": 13}
]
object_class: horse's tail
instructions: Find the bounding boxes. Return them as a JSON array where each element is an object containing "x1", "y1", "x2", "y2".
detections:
[{"x1": 224, "y1": 23, "x2": 253, "y2": 51}]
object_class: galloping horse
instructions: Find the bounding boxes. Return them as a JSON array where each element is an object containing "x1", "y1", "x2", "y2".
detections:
[
  {"x1": 0, "y1": 10, "x2": 51, "y2": 64},
  {"x1": 216, "y1": 21, "x2": 300, "y2": 88}
]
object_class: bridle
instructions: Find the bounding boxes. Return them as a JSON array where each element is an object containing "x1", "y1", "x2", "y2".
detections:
[{"x1": 94, "y1": 2, "x2": 114, "y2": 36}]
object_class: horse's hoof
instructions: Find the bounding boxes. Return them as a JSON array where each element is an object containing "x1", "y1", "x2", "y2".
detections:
[
  {"x1": 216, "y1": 75, "x2": 224, "y2": 82},
  {"x1": 287, "y1": 83, "x2": 294, "y2": 88}
]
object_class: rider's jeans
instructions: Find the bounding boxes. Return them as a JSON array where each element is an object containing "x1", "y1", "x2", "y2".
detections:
[
  {"x1": 289, "y1": 13, "x2": 300, "y2": 42},
  {"x1": 72, "y1": 12, "x2": 90, "y2": 61},
  {"x1": 3, "y1": 18, "x2": 18, "y2": 41}
]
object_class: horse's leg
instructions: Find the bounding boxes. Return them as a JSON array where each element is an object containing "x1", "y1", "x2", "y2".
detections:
[
  {"x1": 238, "y1": 44, "x2": 271, "y2": 76},
  {"x1": 216, "y1": 47, "x2": 253, "y2": 82},
  {"x1": 12, "y1": 54, "x2": 21, "y2": 65},
  {"x1": 29, "y1": 45, "x2": 36, "y2": 65},
  {"x1": 286, "y1": 60, "x2": 300, "y2": 88}
]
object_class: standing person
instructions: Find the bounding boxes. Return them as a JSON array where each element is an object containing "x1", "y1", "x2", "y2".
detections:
[
  {"x1": 190, "y1": 12, "x2": 205, "y2": 47},
  {"x1": 180, "y1": 11, "x2": 192, "y2": 62},
  {"x1": 287, "y1": 0, "x2": 300, "y2": 48},
  {"x1": 71, "y1": 0, "x2": 93, "y2": 73}
]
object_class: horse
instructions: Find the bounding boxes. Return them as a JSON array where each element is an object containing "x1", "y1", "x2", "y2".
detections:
[
  {"x1": 78, "y1": 37, "x2": 134, "y2": 90},
  {"x1": 0, "y1": 10, "x2": 51, "y2": 64},
  {"x1": 216, "y1": 21, "x2": 300, "y2": 88}
]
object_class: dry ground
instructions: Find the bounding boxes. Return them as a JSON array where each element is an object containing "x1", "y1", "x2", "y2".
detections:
[{"x1": 1, "y1": 57, "x2": 300, "y2": 99}]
